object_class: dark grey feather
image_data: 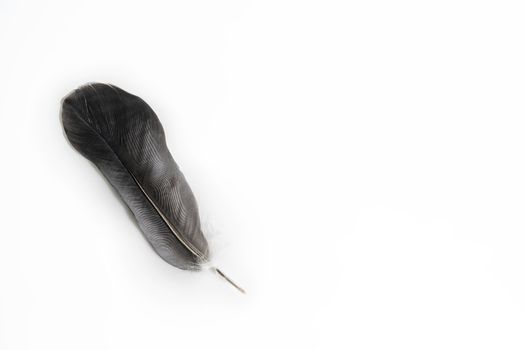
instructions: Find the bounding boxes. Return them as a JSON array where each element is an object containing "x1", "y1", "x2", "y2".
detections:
[{"x1": 61, "y1": 83, "x2": 209, "y2": 270}]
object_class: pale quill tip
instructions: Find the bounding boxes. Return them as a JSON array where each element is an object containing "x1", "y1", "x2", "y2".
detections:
[{"x1": 213, "y1": 267, "x2": 246, "y2": 294}]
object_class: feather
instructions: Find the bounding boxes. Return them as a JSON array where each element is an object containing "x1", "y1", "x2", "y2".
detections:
[{"x1": 61, "y1": 83, "x2": 244, "y2": 293}]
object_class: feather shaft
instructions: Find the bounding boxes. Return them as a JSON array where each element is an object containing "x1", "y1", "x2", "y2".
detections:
[{"x1": 213, "y1": 267, "x2": 246, "y2": 294}]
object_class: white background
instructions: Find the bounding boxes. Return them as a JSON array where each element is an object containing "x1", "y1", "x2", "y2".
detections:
[{"x1": 1, "y1": 0, "x2": 524, "y2": 349}]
